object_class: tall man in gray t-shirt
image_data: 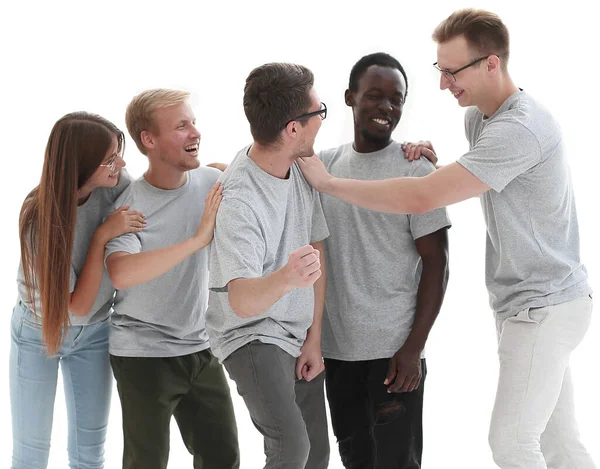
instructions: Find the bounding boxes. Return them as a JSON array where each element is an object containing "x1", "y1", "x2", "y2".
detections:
[
  {"x1": 320, "y1": 53, "x2": 451, "y2": 469},
  {"x1": 206, "y1": 63, "x2": 330, "y2": 469},
  {"x1": 298, "y1": 10, "x2": 594, "y2": 469},
  {"x1": 104, "y1": 89, "x2": 239, "y2": 469}
]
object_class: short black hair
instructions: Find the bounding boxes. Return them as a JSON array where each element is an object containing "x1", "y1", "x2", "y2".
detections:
[{"x1": 348, "y1": 52, "x2": 408, "y2": 98}]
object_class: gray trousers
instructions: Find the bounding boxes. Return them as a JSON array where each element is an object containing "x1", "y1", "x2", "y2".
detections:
[{"x1": 224, "y1": 341, "x2": 330, "y2": 469}]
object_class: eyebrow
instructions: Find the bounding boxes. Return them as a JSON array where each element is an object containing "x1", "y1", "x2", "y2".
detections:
[{"x1": 366, "y1": 87, "x2": 405, "y2": 96}]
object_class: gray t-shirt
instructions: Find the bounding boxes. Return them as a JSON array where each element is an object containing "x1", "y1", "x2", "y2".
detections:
[
  {"x1": 458, "y1": 91, "x2": 591, "y2": 319},
  {"x1": 105, "y1": 167, "x2": 220, "y2": 357},
  {"x1": 206, "y1": 146, "x2": 330, "y2": 362},
  {"x1": 319, "y1": 141, "x2": 451, "y2": 361},
  {"x1": 17, "y1": 169, "x2": 132, "y2": 326}
]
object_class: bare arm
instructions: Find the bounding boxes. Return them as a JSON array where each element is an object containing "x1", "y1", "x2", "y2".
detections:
[
  {"x1": 227, "y1": 268, "x2": 294, "y2": 319},
  {"x1": 298, "y1": 158, "x2": 490, "y2": 215},
  {"x1": 106, "y1": 237, "x2": 208, "y2": 290},
  {"x1": 404, "y1": 228, "x2": 449, "y2": 352},
  {"x1": 306, "y1": 241, "x2": 326, "y2": 343},
  {"x1": 295, "y1": 240, "x2": 327, "y2": 381},
  {"x1": 69, "y1": 206, "x2": 145, "y2": 316},
  {"x1": 228, "y1": 244, "x2": 321, "y2": 319},
  {"x1": 106, "y1": 181, "x2": 222, "y2": 291},
  {"x1": 385, "y1": 227, "x2": 450, "y2": 393}
]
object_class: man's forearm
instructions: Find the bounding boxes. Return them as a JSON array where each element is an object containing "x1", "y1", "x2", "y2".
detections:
[
  {"x1": 323, "y1": 176, "x2": 427, "y2": 215},
  {"x1": 404, "y1": 257, "x2": 449, "y2": 352},
  {"x1": 306, "y1": 241, "x2": 326, "y2": 342},
  {"x1": 321, "y1": 163, "x2": 489, "y2": 215},
  {"x1": 107, "y1": 237, "x2": 206, "y2": 290},
  {"x1": 228, "y1": 268, "x2": 292, "y2": 318}
]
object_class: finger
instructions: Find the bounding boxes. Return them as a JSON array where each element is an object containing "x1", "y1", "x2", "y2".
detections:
[
  {"x1": 422, "y1": 148, "x2": 438, "y2": 164},
  {"x1": 302, "y1": 260, "x2": 321, "y2": 276},
  {"x1": 389, "y1": 372, "x2": 408, "y2": 393},
  {"x1": 212, "y1": 193, "x2": 223, "y2": 208},
  {"x1": 301, "y1": 252, "x2": 318, "y2": 266},
  {"x1": 294, "y1": 245, "x2": 316, "y2": 258},
  {"x1": 128, "y1": 211, "x2": 145, "y2": 219},
  {"x1": 304, "y1": 365, "x2": 316, "y2": 382},
  {"x1": 408, "y1": 376, "x2": 421, "y2": 393},
  {"x1": 295, "y1": 359, "x2": 306, "y2": 380},
  {"x1": 205, "y1": 182, "x2": 222, "y2": 200},
  {"x1": 305, "y1": 269, "x2": 322, "y2": 283},
  {"x1": 384, "y1": 362, "x2": 397, "y2": 386}
]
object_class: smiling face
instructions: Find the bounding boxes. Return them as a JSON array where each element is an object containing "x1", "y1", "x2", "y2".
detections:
[
  {"x1": 144, "y1": 101, "x2": 201, "y2": 171},
  {"x1": 84, "y1": 134, "x2": 126, "y2": 189},
  {"x1": 347, "y1": 65, "x2": 406, "y2": 151},
  {"x1": 436, "y1": 35, "x2": 489, "y2": 108}
]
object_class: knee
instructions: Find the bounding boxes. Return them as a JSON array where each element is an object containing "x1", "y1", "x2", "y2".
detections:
[
  {"x1": 489, "y1": 423, "x2": 539, "y2": 467},
  {"x1": 278, "y1": 430, "x2": 311, "y2": 468}
]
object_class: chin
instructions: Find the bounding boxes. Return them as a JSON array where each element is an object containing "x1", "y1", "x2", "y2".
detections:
[
  {"x1": 99, "y1": 175, "x2": 119, "y2": 188},
  {"x1": 183, "y1": 159, "x2": 201, "y2": 171}
]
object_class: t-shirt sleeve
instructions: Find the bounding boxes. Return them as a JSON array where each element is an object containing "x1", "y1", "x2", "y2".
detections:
[
  {"x1": 408, "y1": 160, "x2": 452, "y2": 239},
  {"x1": 104, "y1": 233, "x2": 142, "y2": 264},
  {"x1": 103, "y1": 184, "x2": 142, "y2": 263},
  {"x1": 310, "y1": 188, "x2": 329, "y2": 243},
  {"x1": 458, "y1": 118, "x2": 542, "y2": 192},
  {"x1": 209, "y1": 199, "x2": 266, "y2": 291}
]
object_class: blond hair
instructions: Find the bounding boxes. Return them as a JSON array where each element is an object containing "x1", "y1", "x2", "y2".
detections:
[
  {"x1": 125, "y1": 89, "x2": 190, "y2": 154},
  {"x1": 433, "y1": 9, "x2": 510, "y2": 69}
]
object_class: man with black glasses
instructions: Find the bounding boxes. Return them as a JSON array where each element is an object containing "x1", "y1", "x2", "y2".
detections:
[
  {"x1": 298, "y1": 9, "x2": 594, "y2": 469},
  {"x1": 205, "y1": 62, "x2": 330, "y2": 469}
]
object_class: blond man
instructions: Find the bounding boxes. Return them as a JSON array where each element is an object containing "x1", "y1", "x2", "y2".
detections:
[
  {"x1": 105, "y1": 89, "x2": 239, "y2": 469},
  {"x1": 298, "y1": 9, "x2": 594, "y2": 469}
]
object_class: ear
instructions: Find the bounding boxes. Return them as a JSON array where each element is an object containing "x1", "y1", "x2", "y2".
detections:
[
  {"x1": 344, "y1": 89, "x2": 354, "y2": 107},
  {"x1": 487, "y1": 55, "x2": 501, "y2": 75},
  {"x1": 140, "y1": 130, "x2": 155, "y2": 151},
  {"x1": 283, "y1": 121, "x2": 299, "y2": 140}
]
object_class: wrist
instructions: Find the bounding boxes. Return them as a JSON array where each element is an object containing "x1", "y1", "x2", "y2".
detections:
[
  {"x1": 306, "y1": 326, "x2": 322, "y2": 343},
  {"x1": 92, "y1": 228, "x2": 110, "y2": 246},
  {"x1": 320, "y1": 175, "x2": 336, "y2": 194},
  {"x1": 400, "y1": 336, "x2": 425, "y2": 355}
]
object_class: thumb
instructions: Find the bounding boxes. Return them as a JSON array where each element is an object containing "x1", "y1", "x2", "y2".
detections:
[
  {"x1": 303, "y1": 364, "x2": 315, "y2": 382},
  {"x1": 115, "y1": 205, "x2": 130, "y2": 212}
]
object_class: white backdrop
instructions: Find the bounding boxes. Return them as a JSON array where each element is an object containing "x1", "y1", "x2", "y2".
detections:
[{"x1": 1, "y1": 1, "x2": 598, "y2": 468}]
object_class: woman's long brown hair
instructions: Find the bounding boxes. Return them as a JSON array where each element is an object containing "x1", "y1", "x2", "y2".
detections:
[{"x1": 20, "y1": 112, "x2": 124, "y2": 354}]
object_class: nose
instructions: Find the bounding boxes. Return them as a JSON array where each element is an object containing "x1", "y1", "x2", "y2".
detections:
[
  {"x1": 440, "y1": 74, "x2": 451, "y2": 90},
  {"x1": 190, "y1": 124, "x2": 201, "y2": 140},
  {"x1": 377, "y1": 99, "x2": 393, "y2": 112},
  {"x1": 117, "y1": 155, "x2": 126, "y2": 168}
]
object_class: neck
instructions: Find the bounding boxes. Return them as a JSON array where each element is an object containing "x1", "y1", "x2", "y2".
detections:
[
  {"x1": 353, "y1": 131, "x2": 392, "y2": 154},
  {"x1": 478, "y1": 72, "x2": 520, "y2": 117},
  {"x1": 77, "y1": 185, "x2": 94, "y2": 206},
  {"x1": 144, "y1": 159, "x2": 187, "y2": 190},
  {"x1": 248, "y1": 142, "x2": 295, "y2": 179}
]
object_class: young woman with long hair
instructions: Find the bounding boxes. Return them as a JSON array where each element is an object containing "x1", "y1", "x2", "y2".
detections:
[{"x1": 10, "y1": 112, "x2": 145, "y2": 469}]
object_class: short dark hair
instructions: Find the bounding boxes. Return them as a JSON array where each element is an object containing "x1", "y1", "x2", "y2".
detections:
[
  {"x1": 243, "y1": 63, "x2": 315, "y2": 146},
  {"x1": 348, "y1": 53, "x2": 409, "y2": 97}
]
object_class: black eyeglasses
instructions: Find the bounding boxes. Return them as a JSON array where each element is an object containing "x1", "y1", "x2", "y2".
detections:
[
  {"x1": 433, "y1": 56, "x2": 489, "y2": 82},
  {"x1": 285, "y1": 102, "x2": 327, "y2": 128}
]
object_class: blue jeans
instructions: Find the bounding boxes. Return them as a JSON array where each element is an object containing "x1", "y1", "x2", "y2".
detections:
[{"x1": 9, "y1": 301, "x2": 112, "y2": 469}]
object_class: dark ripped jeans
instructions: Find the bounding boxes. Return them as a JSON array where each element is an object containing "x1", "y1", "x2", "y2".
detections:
[{"x1": 324, "y1": 358, "x2": 426, "y2": 469}]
